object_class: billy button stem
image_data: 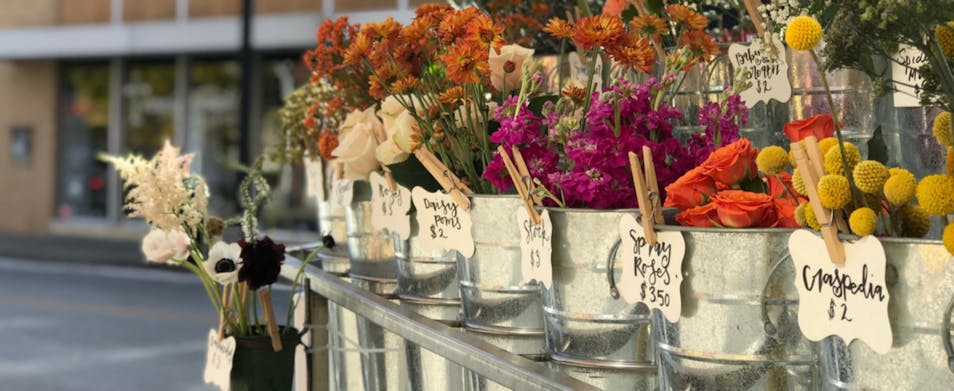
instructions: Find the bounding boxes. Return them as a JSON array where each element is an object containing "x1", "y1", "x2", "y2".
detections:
[{"x1": 809, "y1": 49, "x2": 861, "y2": 210}]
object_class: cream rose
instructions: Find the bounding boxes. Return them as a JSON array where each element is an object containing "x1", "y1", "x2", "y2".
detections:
[
  {"x1": 375, "y1": 97, "x2": 422, "y2": 165},
  {"x1": 141, "y1": 229, "x2": 190, "y2": 264},
  {"x1": 332, "y1": 107, "x2": 385, "y2": 180},
  {"x1": 489, "y1": 44, "x2": 535, "y2": 93}
]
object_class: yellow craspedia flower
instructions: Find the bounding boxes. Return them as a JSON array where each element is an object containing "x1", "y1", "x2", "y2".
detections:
[
  {"x1": 824, "y1": 142, "x2": 861, "y2": 175},
  {"x1": 944, "y1": 222, "x2": 954, "y2": 256},
  {"x1": 817, "y1": 174, "x2": 852, "y2": 209},
  {"x1": 916, "y1": 174, "x2": 954, "y2": 215},
  {"x1": 853, "y1": 160, "x2": 890, "y2": 194},
  {"x1": 899, "y1": 204, "x2": 931, "y2": 238},
  {"x1": 932, "y1": 111, "x2": 952, "y2": 147},
  {"x1": 794, "y1": 202, "x2": 808, "y2": 226},
  {"x1": 792, "y1": 169, "x2": 807, "y2": 196},
  {"x1": 786, "y1": 16, "x2": 823, "y2": 51},
  {"x1": 803, "y1": 202, "x2": 821, "y2": 230},
  {"x1": 884, "y1": 168, "x2": 917, "y2": 205},
  {"x1": 849, "y1": 207, "x2": 877, "y2": 237},
  {"x1": 935, "y1": 22, "x2": 954, "y2": 57},
  {"x1": 818, "y1": 137, "x2": 839, "y2": 156},
  {"x1": 757, "y1": 146, "x2": 790, "y2": 174}
]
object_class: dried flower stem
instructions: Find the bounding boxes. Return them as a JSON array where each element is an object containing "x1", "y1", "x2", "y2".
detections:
[{"x1": 809, "y1": 50, "x2": 860, "y2": 210}]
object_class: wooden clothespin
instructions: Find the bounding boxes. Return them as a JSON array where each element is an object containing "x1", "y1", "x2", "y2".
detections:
[
  {"x1": 642, "y1": 146, "x2": 664, "y2": 225},
  {"x1": 628, "y1": 147, "x2": 659, "y2": 246},
  {"x1": 498, "y1": 146, "x2": 541, "y2": 226},
  {"x1": 510, "y1": 146, "x2": 542, "y2": 206},
  {"x1": 258, "y1": 289, "x2": 283, "y2": 352},
  {"x1": 383, "y1": 168, "x2": 397, "y2": 192},
  {"x1": 791, "y1": 139, "x2": 846, "y2": 264},
  {"x1": 803, "y1": 137, "x2": 850, "y2": 234},
  {"x1": 335, "y1": 162, "x2": 344, "y2": 180},
  {"x1": 413, "y1": 148, "x2": 473, "y2": 211}
]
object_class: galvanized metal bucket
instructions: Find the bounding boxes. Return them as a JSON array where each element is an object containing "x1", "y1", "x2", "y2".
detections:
[
  {"x1": 352, "y1": 278, "x2": 411, "y2": 391},
  {"x1": 543, "y1": 208, "x2": 657, "y2": 389},
  {"x1": 404, "y1": 339, "x2": 467, "y2": 391},
  {"x1": 463, "y1": 329, "x2": 549, "y2": 391},
  {"x1": 653, "y1": 226, "x2": 819, "y2": 390},
  {"x1": 820, "y1": 237, "x2": 954, "y2": 390},
  {"x1": 346, "y1": 181, "x2": 397, "y2": 287},
  {"x1": 458, "y1": 195, "x2": 546, "y2": 356},
  {"x1": 327, "y1": 293, "x2": 368, "y2": 391},
  {"x1": 318, "y1": 198, "x2": 348, "y2": 247},
  {"x1": 395, "y1": 214, "x2": 461, "y2": 324}
]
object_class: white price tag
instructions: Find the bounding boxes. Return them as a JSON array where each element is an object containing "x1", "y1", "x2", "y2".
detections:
[
  {"x1": 411, "y1": 187, "x2": 474, "y2": 257},
  {"x1": 892, "y1": 45, "x2": 927, "y2": 107},
  {"x1": 329, "y1": 179, "x2": 354, "y2": 213},
  {"x1": 789, "y1": 230, "x2": 892, "y2": 353},
  {"x1": 203, "y1": 329, "x2": 235, "y2": 391},
  {"x1": 518, "y1": 208, "x2": 552, "y2": 287},
  {"x1": 370, "y1": 172, "x2": 412, "y2": 240},
  {"x1": 567, "y1": 52, "x2": 603, "y2": 91},
  {"x1": 304, "y1": 156, "x2": 325, "y2": 200},
  {"x1": 728, "y1": 39, "x2": 791, "y2": 108},
  {"x1": 617, "y1": 214, "x2": 685, "y2": 322}
]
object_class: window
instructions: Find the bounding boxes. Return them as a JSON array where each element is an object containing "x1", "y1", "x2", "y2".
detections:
[
  {"x1": 124, "y1": 60, "x2": 175, "y2": 156},
  {"x1": 55, "y1": 62, "x2": 110, "y2": 219},
  {"x1": 189, "y1": 59, "x2": 241, "y2": 218}
]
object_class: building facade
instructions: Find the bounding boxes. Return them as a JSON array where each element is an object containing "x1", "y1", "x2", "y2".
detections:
[{"x1": 0, "y1": 0, "x2": 419, "y2": 246}]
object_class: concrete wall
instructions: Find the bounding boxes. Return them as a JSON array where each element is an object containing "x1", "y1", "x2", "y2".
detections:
[{"x1": 0, "y1": 61, "x2": 57, "y2": 234}]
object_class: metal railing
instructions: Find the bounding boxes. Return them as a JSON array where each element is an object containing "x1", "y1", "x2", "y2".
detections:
[{"x1": 281, "y1": 243, "x2": 599, "y2": 391}]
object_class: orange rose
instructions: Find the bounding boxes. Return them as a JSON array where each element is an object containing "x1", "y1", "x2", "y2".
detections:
[
  {"x1": 675, "y1": 203, "x2": 718, "y2": 227},
  {"x1": 783, "y1": 114, "x2": 836, "y2": 142},
  {"x1": 712, "y1": 190, "x2": 777, "y2": 228},
  {"x1": 699, "y1": 138, "x2": 758, "y2": 186},
  {"x1": 772, "y1": 198, "x2": 800, "y2": 228},
  {"x1": 602, "y1": 0, "x2": 628, "y2": 16},
  {"x1": 664, "y1": 166, "x2": 717, "y2": 210}
]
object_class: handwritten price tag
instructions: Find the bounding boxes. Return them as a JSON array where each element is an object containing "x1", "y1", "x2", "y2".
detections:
[
  {"x1": 411, "y1": 187, "x2": 474, "y2": 257},
  {"x1": 892, "y1": 44, "x2": 927, "y2": 107},
  {"x1": 203, "y1": 329, "x2": 235, "y2": 391},
  {"x1": 329, "y1": 178, "x2": 354, "y2": 213},
  {"x1": 567, "y1": 52, "x2": 603, "y2": 91},
  {"x1": 788, "y1": 230, "x2": 892, "y2": 353},
  {"x1": 518, "y1": 208, "x2": 552, "y2": 287},
  {"x1": 617, "y1": 214, "x2": 685, "y2": 322},
  {"x1": 728, "y1": 39, "x2": 791, "y2": 108},
  {"x1": 369, "y1": 172, "x2": 411, "y2": 240},
  {"x1": 304, "y1": 155, "x2": 325, "y2": 200}
]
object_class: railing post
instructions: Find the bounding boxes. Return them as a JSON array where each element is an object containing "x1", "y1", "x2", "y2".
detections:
[{"x1": 308, "y1": 280, "x2": 330, "y2": 391}]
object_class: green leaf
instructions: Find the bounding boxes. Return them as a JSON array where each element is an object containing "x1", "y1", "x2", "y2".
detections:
[
  {"x1": 387, "y1": 155, "x2": 443, "y2": 193},
  {"x1": 867, "y1": 125, "x2": 890, "y2": 165},
  {"x1": 621, "y1": 5, "x2": 639, "y2": 23},
  {"x1": 645, "y1": 0, "x2": 664, "y2": 15}
]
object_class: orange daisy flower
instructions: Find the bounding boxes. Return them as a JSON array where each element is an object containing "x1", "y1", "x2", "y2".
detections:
[
  {"x1": 439, "y1": 86, "x2": 468, "y2": 105},
  {"x1": 440, "y1": 43, "x2": 489, "y2": 85},
  {"x1": 438, "y1": 8, "x2": 479, "y2": 45},
  {"x1": 665, "y1": 5, "x2": 708, "y2": 31},
  {"x1": 317, "y1": 130, "x2": 339, "y2": 161},
  {"x1": 606, "y1": 35, "x2": 656, "y2": 74},
  {"x1": 543, "y1": 18, "x2": 574, "y2": 39},
  {"x1": 342, "y1": 32, "x2": 371, "y2": 66},
  {"x1": 679, "y1": 30, "x2": 720, "y2": 63},
  {"x1": 466, "y1": 14, "x2": 506, "y2": 52},
  {"x1": 390, "y1": 76, "x2": 420, "y2": 95},
  {"x1": 630, "y1": 15, "x2": 668, "y2": 38},
  {"x1": 561, "y1": 84, "x2": 588, "y2": 106},
  {"x1": 572, "y1": 15, "x2": 625, "y2": 51}
]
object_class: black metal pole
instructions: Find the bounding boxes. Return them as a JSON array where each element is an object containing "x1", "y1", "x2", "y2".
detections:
[{"x1": 239, "y1": 0, "x2": 254, "y2": 166}]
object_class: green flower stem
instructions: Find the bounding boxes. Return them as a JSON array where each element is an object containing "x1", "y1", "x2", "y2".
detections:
[
  {"x1": 774, "y1": 173, "x2": 799, "y2": 203},
  {"x1": 809, "y1": 49, "x2": 861, "y2": 210},
  {"x1": 284, "y1": 248, "x2": 321, "y2": 331},
  {"x1": 234, "y1": 284, "x2": 249, "y2": 336},
  {"x1": 579, "y1": 49, "x2": 601, "y2": 131},
  {"x1": 251, "y1": 289, "x2": 260, "y2": 332}
]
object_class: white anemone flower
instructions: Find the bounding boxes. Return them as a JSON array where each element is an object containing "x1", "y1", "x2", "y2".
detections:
[
  {"x1": 204, "y1": 241, "x2": 243, "y2": 284},
  {"x1": 141, "y1": 229, "x2": 190, "y2": 263}
]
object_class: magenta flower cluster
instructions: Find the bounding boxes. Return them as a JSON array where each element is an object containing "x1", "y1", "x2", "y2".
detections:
[
  {"x1": 484, "y1": 79, "x2": 696, "y2": 209},
  {"x1": 687, "y1": 89, "x2": 748, "y2": 165}
]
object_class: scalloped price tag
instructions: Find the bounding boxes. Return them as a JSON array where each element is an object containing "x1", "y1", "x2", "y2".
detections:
[
  {"x1": 892, "y1": 45, "x2": 927, "y2": 107},
  {"x1": 203, "y1": 329, "x2": 235, "y2": 391},
  {"x1": 789, "y1": 229, "x2": 892, "y2": 353},
  {"x1": 329, "y1": 178, "x2": 353, "y2": 213},
  {"x1": 518, "y1": 208, "x2": 552, "y2": 287},
  {"x1": 370, "y1": 172, "x2": 411, "y2": 240},
  {"x1": 728, "y1": 38, "x2": 791, "y2": 108},
  {"x1": 617, "y1": 214, "x2": 685, "y2": 322},
  {"x1": 411, "y1": 187, "x2": 474, "y2": 257}
]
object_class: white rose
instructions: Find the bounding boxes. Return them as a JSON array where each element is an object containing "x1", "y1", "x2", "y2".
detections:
[
  {"x1": 141, "y1": 229, "x2": 190, "y2": 264},
  {"x1": 204, "y1": 241, "x2": 243, "y2": 284},
  {"x1": 332, "y1": 107, "x2": 385, "y2": 180},
  {"x1": 489, "y1": 44, "x2": 535, "y2": 93},
  {"x1": 375, "y1": 98, "x2": 422, "y2": 165},
  {"x1": 375, "y1": 140, "x2": 409, "y2": 165}
]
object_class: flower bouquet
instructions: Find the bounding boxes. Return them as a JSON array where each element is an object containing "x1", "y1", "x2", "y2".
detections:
[{"x1": 103, "y1": 143, "x2": 314, "y2": 391}]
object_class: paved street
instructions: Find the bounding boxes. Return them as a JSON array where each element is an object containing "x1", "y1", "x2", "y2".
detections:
[{"x1": 0, "y1": 257, "x2": 291, "y2": 391}]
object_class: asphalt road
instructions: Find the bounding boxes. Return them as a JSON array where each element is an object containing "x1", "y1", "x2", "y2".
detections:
[{"x1": 0, "y1": 257, "x2": 291, "y2": 391}]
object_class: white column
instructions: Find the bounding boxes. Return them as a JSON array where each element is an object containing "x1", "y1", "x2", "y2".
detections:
[
  {"x1": 110, "y1": 0, "x2": 123, "y2": 24},
  {"x1": 106, "y1": 58, "x2": 124, "y2": 223}
]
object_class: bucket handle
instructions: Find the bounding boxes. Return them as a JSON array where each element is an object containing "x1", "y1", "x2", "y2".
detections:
[
  {"x1": 607, "y1": 238, "x2": 623, "y2": 299},
  {"x1": 943, "y1": 291, "x2": 954, "y2": 373},
  {"x1": 760, "y1": 252, "x2": 791, "y2": 336}
]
